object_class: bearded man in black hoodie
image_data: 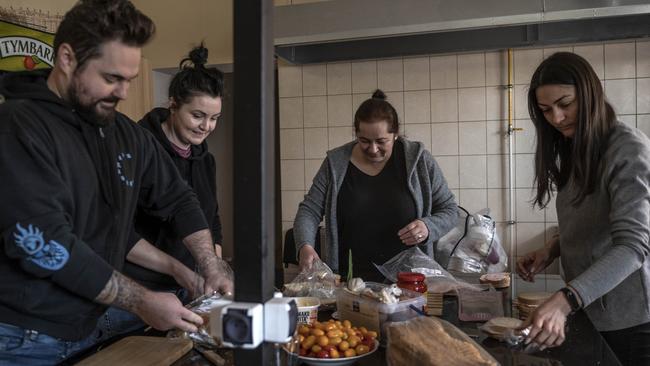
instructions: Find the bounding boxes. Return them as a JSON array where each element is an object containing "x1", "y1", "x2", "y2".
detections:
[{"x1": 0, "y1": 0, "x2": 232, "y2": 363}]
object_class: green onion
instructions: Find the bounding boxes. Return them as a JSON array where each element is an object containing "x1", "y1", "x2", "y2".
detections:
[{"x1": 346, "y1": 249, "x2": 353, "y2": 282}]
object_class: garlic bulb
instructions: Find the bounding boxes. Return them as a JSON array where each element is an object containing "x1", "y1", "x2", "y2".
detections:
[{"x1": 347, "y1": 277, "x2": 366, "y2": 293}]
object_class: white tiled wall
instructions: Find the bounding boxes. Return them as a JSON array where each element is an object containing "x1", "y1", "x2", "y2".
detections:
[{"x1": 279, "y1": 40, "x2": 650, "y2": 291}]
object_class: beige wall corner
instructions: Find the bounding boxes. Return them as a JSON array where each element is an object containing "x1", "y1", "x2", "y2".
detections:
[
  {"x1": 1, "y1": 0, "x2": 234, "y2": 69},
  {"x1": 116, "y1": 57, "x2": 153, "y2": 122},
  {"x1": 132, "y1": 0, "x2": 233, "y2": 69},
  {"x1": 0, "y1": 0, "x2": 75, "y2": 13}
]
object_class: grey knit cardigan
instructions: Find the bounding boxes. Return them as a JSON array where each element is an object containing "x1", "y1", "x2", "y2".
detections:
[{"x1": 293, "y1": 137, "x2": 458, "y2": 272}]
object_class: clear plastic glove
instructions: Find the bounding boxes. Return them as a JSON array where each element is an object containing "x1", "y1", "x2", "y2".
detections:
[
  {"x1": 284, "y1": 258, "x2": 337, "y2": 300},
  {"x1": 298, "y1": 244, "x2": 321, "y2": 271}
]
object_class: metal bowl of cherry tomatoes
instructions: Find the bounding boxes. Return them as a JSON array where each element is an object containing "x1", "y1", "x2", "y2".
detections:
[
  {"x1": 294, "y1": 339, "x2": 379, "y2": 366},
  {"x1": 285, "y1": 319, "x2": 379, "y2": 366}
]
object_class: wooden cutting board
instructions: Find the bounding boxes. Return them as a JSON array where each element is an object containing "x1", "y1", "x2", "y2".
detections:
[{"x1": 76, "y1": 336, "x2": 193, "y2": 366}]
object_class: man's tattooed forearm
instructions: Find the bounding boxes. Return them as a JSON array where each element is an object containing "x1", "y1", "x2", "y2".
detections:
[
  {"x1": 184, "y1": 229, "x2": 220, "y2": 275},
  {"x1": 95, "y1": 271, "x2": 119, "y2": 304},
  {"x1": 94, "y1": 270, "x2": 145, "y2": 312}
]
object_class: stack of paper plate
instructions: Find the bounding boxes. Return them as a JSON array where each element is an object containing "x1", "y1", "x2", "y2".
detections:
[
  {"x1": 515, "y1": 292, "x2": 552, "y2": 320},
  {"x1": 426, "y1": 292, "x2": 444, "y2": 316}
]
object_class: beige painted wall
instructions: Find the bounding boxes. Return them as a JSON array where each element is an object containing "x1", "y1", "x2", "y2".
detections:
[
  {"x1": 0, "y1": 0, "x2": 75, "y2": 13},
  {"x1": 132, "y1": 0, "x2": 233, "y2": 69},
  {"x1": 0, "y1": 0, "x2": 234, "y2": 69}
]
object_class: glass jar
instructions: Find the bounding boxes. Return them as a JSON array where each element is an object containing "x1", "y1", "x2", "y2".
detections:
[{"x1": 396, "y1": 272, "x2": 427, "y2": 293}]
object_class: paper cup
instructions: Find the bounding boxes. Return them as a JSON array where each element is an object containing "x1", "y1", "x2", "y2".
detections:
[{"x1": 292, "y1": 297, "x2": 320, "y2": 325}]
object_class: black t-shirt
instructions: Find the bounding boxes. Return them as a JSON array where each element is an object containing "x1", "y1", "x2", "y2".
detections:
[{"x1": 337, "y1": 141, "x2": 417, "y2": 282}]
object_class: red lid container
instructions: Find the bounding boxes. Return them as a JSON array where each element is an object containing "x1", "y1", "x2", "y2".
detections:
[
  {"x1": 397, "y1": 272, "x2": 427, "y2": 293},
  {"x1": 397, "y1": 272, "x2": 425, "y2": 282}
]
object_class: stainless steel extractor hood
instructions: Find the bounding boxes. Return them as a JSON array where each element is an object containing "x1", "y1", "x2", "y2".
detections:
[{"x1": 274, "y1": 0, "x2": 650, "y2": 64}]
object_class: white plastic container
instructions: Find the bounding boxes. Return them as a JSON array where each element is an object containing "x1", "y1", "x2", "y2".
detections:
[
  {"x1": 336, "y1": 282, "x2": 426, "y2": 340},
  {"x1": 291, "y1": 297, "x2": 320, "y2": 325}
]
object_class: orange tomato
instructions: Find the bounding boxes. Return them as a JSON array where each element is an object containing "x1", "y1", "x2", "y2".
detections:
[
  {"x1": 317, "y1": 335, "x2": 329, "y2": 347},
  {"x1": 301, "y1": 335, "x2": 315, "y2": 349},
  {"x1": 326, "y1": 329, "x2": 342, "y2": 338},
  {"x1": 348, "y1": 335, "x2": 360, "y2": 348},
  {"x1": 344, "y1": 349, "x2": 357, "y2": 357},
  {"x1": 310, "y1": 328, "x2": 325, "y2": 337},
  {"x1": 355, "y1": 344, "x2": 370, "y2": 355}
]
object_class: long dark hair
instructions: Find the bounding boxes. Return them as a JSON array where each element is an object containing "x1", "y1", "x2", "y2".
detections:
[
  {"x1": 354, "y1": 89, "x2": 399, "y2": 134},
  {"x1": 168, "y1": 44, "x2": 224, "y2": 107},
  {"x1": 528, "y1": 52, "x2": 616, "y2": 208}
]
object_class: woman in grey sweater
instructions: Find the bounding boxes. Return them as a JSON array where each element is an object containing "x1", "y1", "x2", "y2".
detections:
[
  {"x1": 516, "y1": 52, "x2": 650, "y2": 365},
  {"x1": 294, "y1": 89, "x2": 457, "y2": 282}
]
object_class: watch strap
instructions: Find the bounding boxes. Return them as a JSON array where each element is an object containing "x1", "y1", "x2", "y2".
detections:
[{"x1": 559, "y1": 287, "x2": 580, "y2": 313}]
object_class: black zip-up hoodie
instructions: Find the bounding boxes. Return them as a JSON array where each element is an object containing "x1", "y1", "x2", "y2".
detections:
[
  {"x1": 0, "y1": 71, "x2": 208, "y2": 340},
  {"x1": 123, "y1": 108, "x2": 222, "y2": 290}
]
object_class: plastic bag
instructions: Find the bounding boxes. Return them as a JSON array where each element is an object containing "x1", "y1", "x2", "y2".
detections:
[
  {"x1": 437, "y1": 207, "x2": 507, "y2": 274},
  {"x1": 374, "y1": 246, "x2": 481, "y2": 293},
  {"x1": 386, "y1": 316, "x2": 499, "y2": 366},
  {"x1": 167, "y1": 292, "x2": 231, "y2": 348},
  {"x1": 457, "y1": 287, "x2": 504, "y2": 321},
  {"x1": 283, "y1": 258, "x2": 337, "y2": 301},
  {"x1": 502, "y1": 327, "x2": 543, "y2": 354}
]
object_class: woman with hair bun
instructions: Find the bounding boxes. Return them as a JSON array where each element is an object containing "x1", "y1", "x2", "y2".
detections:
[
  {"x1": 294, "y1": 89, "x2": 458, "y2": 282},
  {"x1": 125, "y1": 43, "x2": 226, "y2": 292},
  {"x1": 98, "y1": 44, "x2": 228, "y2": 339}
]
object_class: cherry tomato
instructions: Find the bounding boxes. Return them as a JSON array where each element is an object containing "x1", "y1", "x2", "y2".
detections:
[
  {"x1": 344, "y1": 349, "x2": 356, "y2": 357},
  {"x1": 355, "y1": 344, "x2": 370, "y2": 355}
]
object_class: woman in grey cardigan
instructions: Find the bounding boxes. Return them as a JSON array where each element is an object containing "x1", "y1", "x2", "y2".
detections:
[
  {"x1": 294, "y1": 89, "x2": 458, "y2": 282},
  {"x1": 516, "y1": 52, "x2": 650, "y2": 365}
]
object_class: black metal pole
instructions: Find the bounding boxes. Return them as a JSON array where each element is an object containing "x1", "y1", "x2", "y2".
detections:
[
  {"x1": 274, "y1": 59, "x2": 284, "y2": 290},
  {"x1": 233, "y1": 0, "x2": 276, "y2": 364}
]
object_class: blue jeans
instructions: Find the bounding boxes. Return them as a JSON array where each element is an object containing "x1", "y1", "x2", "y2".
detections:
[
  {"x1": 0, "y1": 322, "x2": 101, "y2": 366},
  {"x1": 94, "y1": 307, "x2": 145, "y2": 344},
  {"x1": 95, "y1": 288, "x2": 189, "y2": 344}
]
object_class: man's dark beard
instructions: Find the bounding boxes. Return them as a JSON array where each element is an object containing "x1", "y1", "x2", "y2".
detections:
[{"x1": 68, "y1": 83, "x2": 119, "y2": 127}]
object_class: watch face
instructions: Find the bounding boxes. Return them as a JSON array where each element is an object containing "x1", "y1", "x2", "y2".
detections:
[{"x1": 562, "y1": 288, "x2": 580, "y2": 312}]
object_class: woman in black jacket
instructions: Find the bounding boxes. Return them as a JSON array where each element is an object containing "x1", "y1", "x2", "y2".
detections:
[{"x1": 98, "y1": 44, "x2": 227, "y2": 340}]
